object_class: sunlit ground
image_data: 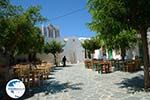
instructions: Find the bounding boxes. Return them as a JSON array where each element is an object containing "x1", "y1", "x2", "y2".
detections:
[{"x1": 22, "y1": 64, "x2": 150, "y2": 100}]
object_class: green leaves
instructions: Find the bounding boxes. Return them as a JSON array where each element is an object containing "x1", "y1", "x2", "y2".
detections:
[
  {"x1": 0, "y1": 0, "x2": 23, "y2": 18},
  {"x1": 87, "y1": 0, "x2": 126, "y2": 35},
  {"x1": 0, "y1": 0, "x2": 45, "y2": 57},
  {"x1": 44, "y1": 40, "x2": 64, "y2": 66},
  {"x1": 44, "y1": 39, "x2": 64, "y2": 55},
  {"x1": 88, "y1": 0, "x2": 150, "y2": 32},
  {"x1": 24, "y1": 6, "x2": 46, "y2": 25},
  {"x1": 81, "y1": 37, "x2": 101, "y2": 53},
  {"x1": 113, "y1": 29, "x2": 138, "y2": 49},
  {"x1": 87, "y1": 0, "x2": 141, "y2": 53},
  {"x1": 97, "y1": 29, "x2": 138, "y2": 50}
]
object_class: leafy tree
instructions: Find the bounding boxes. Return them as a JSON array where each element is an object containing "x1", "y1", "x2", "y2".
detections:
[
  {"x1": 81, "y1": 39, "x2": 90, "y2": 58},
  {"x1": 87, "y1": 0, "x2": 150, "y2": 88},
  {"x1": 98, "y1": 29, "x2": 138, "y2": 61},
  {"x1": 0, "y1": 0, "x2": 23, "y2": 18},
  {"x1": 0, "y1": 0, "x2": 46, "y2": 65},
  {"x1": 81, "y1": 37, "x2": 101, "y2": 59},
  {"x1": 44, "y1": 40, "x2": 64, "y2": 66},
  {"x1": 113, "y1": 30, "x2": 138, "y2": 61}
]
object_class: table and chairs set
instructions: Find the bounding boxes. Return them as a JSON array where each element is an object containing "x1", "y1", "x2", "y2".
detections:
[
  {"x1": 12, "y1": 62, "x2": 52, "y2": 88},
  {"x1": 84, "y1": 59, "x2": 112, "y2": 74},
  {"x1": 84, "y1": 59, "x2": 141, "y2": 73}
]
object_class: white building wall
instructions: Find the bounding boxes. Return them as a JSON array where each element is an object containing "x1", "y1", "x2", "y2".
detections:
[{"x1": 62, "y1": 37, "x2": 84, "y2": 63}]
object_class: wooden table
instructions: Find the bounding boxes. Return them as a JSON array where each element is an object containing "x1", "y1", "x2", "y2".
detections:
[
  {"x1": 92, "y1": 60, "x2": 112, "y2": 74},
  {"x1": 99, "y1": 61, "x2": 112, "y2": 73},
  {"x1": 84, "y1": 60, "x2": 93, "y2": 69},
  {"x1": 124, "y1": 60, "x2": 141, "y2": 72},
  {"x1": 92, "y1": 60, "x2": 100, "y2": 71},
  {"x1": 13, "y1": 63, "x2": 51, "y2": 87}
]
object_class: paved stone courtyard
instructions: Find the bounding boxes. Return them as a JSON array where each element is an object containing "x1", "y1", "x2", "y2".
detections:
[{"x1": 24, "y1": 64, "x2": 150, "y2": 100}]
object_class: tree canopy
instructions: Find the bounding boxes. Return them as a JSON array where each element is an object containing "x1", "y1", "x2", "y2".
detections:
[
  {"x1": 44, "y1": 40, "x2": 64, "y2": 55},
  {"x1": 87, "y1": 0, "x2": 150, "y2": 88},
  {"x1": 44, "y1": 39, "x2": 64, "y2": 66},
  {"x1": 88, "y1": 0, "x2": 150, "y2": 33},
  {"x1": 0, "y1": 0, "x2": 46, "y2": 65},
  {"x1": 81, "y1": 37, "x2": 101, "y2": 59}
]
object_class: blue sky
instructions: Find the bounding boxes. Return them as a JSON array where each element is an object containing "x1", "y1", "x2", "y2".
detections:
[{"x1": 11, "y1": 0, "x2": 96, "y2": 38}]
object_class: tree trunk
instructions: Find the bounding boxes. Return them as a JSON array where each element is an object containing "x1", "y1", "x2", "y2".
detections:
[
  {"x1": 85, "y1": 49, "x2": 87, "y2": 58},
  {"x1": 53, "y1": 54, "x2": 57, "y2": 66},
  {"x1": 8, "y1": 54, "x2": 15, "y2": 67},
  {"x1": 121, "y1": 48, "x2": 126, "y2": 61},
  {"x1": 28, "y1": 53, "x2": 32, "y2": 63},
  {"x1": 140, "y1": 29, "x2": 150, "y2": 89},
  {"x1": 120, "y1": 48, "x2": 126, "y2": 71},
  {"x1": 33, "y1": 52, "x2": 37, "y2": 67},
  {"x1": 88, "y1": 51, "x2": 91, "y2": 59}
]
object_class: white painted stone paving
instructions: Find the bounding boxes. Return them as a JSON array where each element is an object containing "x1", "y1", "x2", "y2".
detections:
[{"x1": 24, "y1": 64, "x2": 150, "y2": 100}]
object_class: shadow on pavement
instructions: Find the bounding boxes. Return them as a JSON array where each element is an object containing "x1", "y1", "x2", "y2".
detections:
[
  {"x1": 22, "y1": 64, "x2": 82, "y2": 99},
  {"x1": 0, "y1": 64, "x2": 76, "y2": 99},
  {"x1": 45, "y1": 64, "x2": 74, "y2": 72},
  {"x1": 116, "y1": 75, "x2": 145, "y2": 93},
  {"x1": 22, "y1": 81, "x2": 83, "y2": 99},
  {"x1": 50, "y1": 66, "x2": 63, "y2": 73},
  {"x1": 57, "y1": 65, "x2": 73, "y2": 67},
  {"x1": 50, "y1": 65, "x2": 73, "y2": 72},
  {"x1": 63, "y1": 65, "x2": 73, "y2": 67}
]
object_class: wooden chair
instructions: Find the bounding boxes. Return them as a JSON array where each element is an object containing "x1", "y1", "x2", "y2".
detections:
[
  {"x1": 37, "y1": 63, "x2": 51, "y2": 80},
  {"x1": 84, "y1": 60, "x2": 93, "y2": 69},
  {"x1": 125, "y1": 60, "x2": 139, "y2": 72},
  {"x1": 92, "y1": 60, "x2": 100, "y2": 71},
  {"x1": 13, "y1": 62, "x2": 52, "y2": 87},
  {"x1": 99, "y1": 60, "x2": 112, "y2": 74},
  {"x1": 133, "y1": 60, "x2": 141, "y2": 71}
]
